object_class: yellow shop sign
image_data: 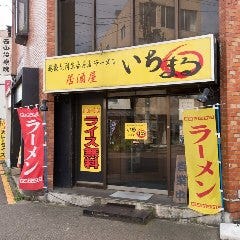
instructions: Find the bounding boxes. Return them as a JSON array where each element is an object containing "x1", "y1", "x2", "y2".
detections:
[{"x1": 44, "y1": 34, "x2": 215, "y2": 93}]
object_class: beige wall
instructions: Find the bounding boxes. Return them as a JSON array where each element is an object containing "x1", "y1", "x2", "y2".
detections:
[
  {"x1": 99, "y1": 0, "x2": 133, "y2": 50},
  {"x1": 11, "y1": 0, "x2": 47, "y2": 76},
  {"x1": 0, "y1": 30, "x2": 8, "y2": 38}
]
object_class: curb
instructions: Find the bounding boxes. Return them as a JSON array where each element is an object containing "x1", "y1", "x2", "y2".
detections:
[
  {"x1": 8, "y1": 166, "x2": 230, "y2": 227},
  {"x1": 45, "y1": 191, "x2": 223, "y2": 226}
]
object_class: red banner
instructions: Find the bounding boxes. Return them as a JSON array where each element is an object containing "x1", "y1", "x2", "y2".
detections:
[
  {"x1": 5, "y1": 80, "x2": 12, "y2": 95},
  {"x1": 17, "y1": 107, "x2": 44, "y2": 190}
]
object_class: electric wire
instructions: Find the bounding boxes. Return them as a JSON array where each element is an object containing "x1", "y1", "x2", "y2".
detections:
[{"x1": 70, "y1": 0, "x2": 219, "y2": 47}]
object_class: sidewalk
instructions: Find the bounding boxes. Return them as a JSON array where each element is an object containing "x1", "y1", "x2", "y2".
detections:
[{"x1": 10, "y1": 167, "x2": 225, "y2": 226}]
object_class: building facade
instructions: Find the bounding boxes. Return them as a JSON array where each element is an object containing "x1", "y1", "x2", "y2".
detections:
[
  {"x1": 11, "y1": 0, "x2": 240, "y2": 220},
  {"x1": 0, "y1": 28, "x2": 11, "y2": 167}
]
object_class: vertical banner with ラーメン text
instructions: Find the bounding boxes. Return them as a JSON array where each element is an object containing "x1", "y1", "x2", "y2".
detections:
[
  {"x1": 17, "y1": 107, "x2": 44, "y2": 190},
  {"x1": 182, "y1": 108, "x2": 221, "y2": 214},
  {"x1": 0, "y1": 119, "x2": 6, "y2": 160},
  {"x1": 81, "y1": 105, "x2": 101, "y2": 172}
]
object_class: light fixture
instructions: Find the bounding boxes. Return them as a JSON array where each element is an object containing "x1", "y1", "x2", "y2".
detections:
[
  {"x1": 197, "y1": 88, "x2": 210, "y2": 103},
  {"x1": 40, "y1": 99, "x2": 48, "y2": 112}
]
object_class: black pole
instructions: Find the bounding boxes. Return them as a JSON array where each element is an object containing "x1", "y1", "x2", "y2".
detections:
[{"x1": 40, "y1": 100, "x2": 48, "y2": 193}]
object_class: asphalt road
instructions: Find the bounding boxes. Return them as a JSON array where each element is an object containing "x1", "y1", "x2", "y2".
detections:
[
  {"x1": 0, "y1": 163, "x2": 220, "y2": 240},
  {"x1": 0, "y1": 162, "x2": 14, "y2": 205},
  {"x1": 0, "y1": 175, "x2": 8, "y2": 204},
  {"x1": 0, "y1": 201, "x2": 220, "y2": 240}
]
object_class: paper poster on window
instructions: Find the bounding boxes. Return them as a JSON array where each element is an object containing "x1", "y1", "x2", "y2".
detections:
[
  {"x1": 0, "y1": 119, "x2": 6, "y2": 160},
  {"x1": 182, "y1": 108, "x2": 221, "y2": 214},
  {"x1": 125, "y1": 123, "x2": 148, "y2": 140},
  {"x1": 81, "y1": 105, "x2": 101, "y2": 172},
  {"x1": 179, "y1": 98, "x2": 195, "y2": 120}
]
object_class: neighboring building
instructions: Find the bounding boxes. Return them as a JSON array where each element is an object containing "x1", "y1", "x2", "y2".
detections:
[
  {"x1": 10, "y1": 0, "x2": 46, "y2": 169},
  {"x1": 0, "y1": 30, "x2": 8, "y2": 120},
  {"x1": 11, "y1": 0, "x2": 240, "y2": 221},
  {"x1": 0, "y1": 27, "x2": 12, "y2": 167}
]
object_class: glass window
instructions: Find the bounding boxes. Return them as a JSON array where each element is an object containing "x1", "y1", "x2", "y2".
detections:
[
  {"x1": 96, "y1": 0, "x2": 130, "y2": 50},
  {"x1": 135, "y1": 0, "x2": 175, "y2": 45},
  {"x1": 58, "y1": 1, "x2": 219, "y2": 54},
  {"x1": 170, "y1": 95, "x2": 203, "y2": 191},
  {"x1": 180, "y1": 9, "x2": 197, "y2": 32},
  {"x1": 15, "y1": 0, "x2": 29, "y2": 45},
  {"x1": 161, "y1": 5, "x2": 175, "y2": 29},
  {"x1": 121, "y1": 25, "x2": 126, "y2": 39},
  {"x1": 16, "y1": 0, "x2": 29, "y2": 35},
  {"x1": 58, "y1": 0, "x2": 94, "y2": 55},
  {"x1": 75, "y1": 1, "x2": 94, "y2": 53},
  {"x1": 107, "y1": 97, "x2": 168, "y2": 190},
  {"x1": 179, "y1": 0, "x2": 219, "y2": 38}
]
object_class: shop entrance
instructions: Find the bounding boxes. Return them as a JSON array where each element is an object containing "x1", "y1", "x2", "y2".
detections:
[{"x1": 107, "y1": 96, "x2": 169, "y2": 192}]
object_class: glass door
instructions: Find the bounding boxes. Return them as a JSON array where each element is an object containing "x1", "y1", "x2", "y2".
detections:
[{"x1": 107, "y1": 96, "x2": 168, "y2": 191}]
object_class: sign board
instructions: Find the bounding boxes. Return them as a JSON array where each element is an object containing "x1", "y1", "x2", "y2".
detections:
[
  {"x1": 44, "y1": 34, "x2": 215, "y2": 93},
  {"x1": 81, "y1": 105, "x2": 101, "y2": 172},
  {"x1": 125, "y1": 123, "x2": 148, "y2": 140},
  {"x1": 0, "y1": 37, "x2": 12, "y2": 76},
  {"x1": 173, "y1": 155, "x2": 187, "y2": 204},
  {"x1": 5, "y1": 79, "x2": 11, "y2": 96},
  {"x1": 179, "y1": 98, "x2": 195, "y2": 120}
]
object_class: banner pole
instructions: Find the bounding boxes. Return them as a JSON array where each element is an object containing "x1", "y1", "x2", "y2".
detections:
[
  {"x1": 215, "y1": 103, "x2": 224, "y2": 221},
  {"x1": 40, "y1": 100, "x2": 48, "y2": 193}
]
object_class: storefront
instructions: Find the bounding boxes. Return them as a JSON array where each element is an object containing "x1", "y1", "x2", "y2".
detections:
[
  {"x1": 106, "y1": 93, "x2": 197, "y2": 194},
  {"x1": 45, "y1": 34, "x2": 219, "y2": 195}
]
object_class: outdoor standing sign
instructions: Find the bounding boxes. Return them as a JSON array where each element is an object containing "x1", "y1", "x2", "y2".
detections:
[
  {"x1": 173, "y1": 155, "x2": 187, "y2": 204},
  {"x1": 44, "y1": 34, "x2": 215, "y2": 93},
  {"x1": 81, "y1": 105, "x2": 101, "y2": 173},
  {"x1": 182, "y1": 108, "x2": 221, "y2": 214},
  {"x1": 17, "y1": 107, "x2": 44, "y2": 190}
]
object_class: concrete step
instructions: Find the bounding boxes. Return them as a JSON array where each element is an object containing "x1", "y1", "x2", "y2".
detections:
[
  {"x1": 83, "y1": 203, "x2": 154, "y2": 224},
  {"x1": 45, "y1": 191, "x2": 223, "y2": 226}
]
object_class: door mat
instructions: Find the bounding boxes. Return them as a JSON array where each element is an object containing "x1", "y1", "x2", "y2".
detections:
[{"x1": 110, "y1": 191, "x2": 153, "y2": 201}]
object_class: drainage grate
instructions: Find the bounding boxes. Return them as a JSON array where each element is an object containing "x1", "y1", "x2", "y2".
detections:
[{"x1": 83, "y1": 203, "x2": 154, "y2": 224}]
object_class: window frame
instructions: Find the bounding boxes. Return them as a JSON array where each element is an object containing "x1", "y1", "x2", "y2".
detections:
[
  {"x1": 16, "y1": 0, "x2": 29, "y2": 36},
  {"x1": 120, "y1": 25, "x2": 126, "y2": 40},
  {"x1": 180, "y1": 9, "x2": 197, "y2": 32},
  {"x1": 161, "y1": 5, "x2": 175, "y2": 29},
  {"x1": 15, "y1": 0, "x2": 29, "y2": 45}
]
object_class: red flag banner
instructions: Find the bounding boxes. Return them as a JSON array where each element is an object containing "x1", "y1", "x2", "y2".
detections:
[{"x1": 17, "y1": 107, "x2": 44, "y2": 190}]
